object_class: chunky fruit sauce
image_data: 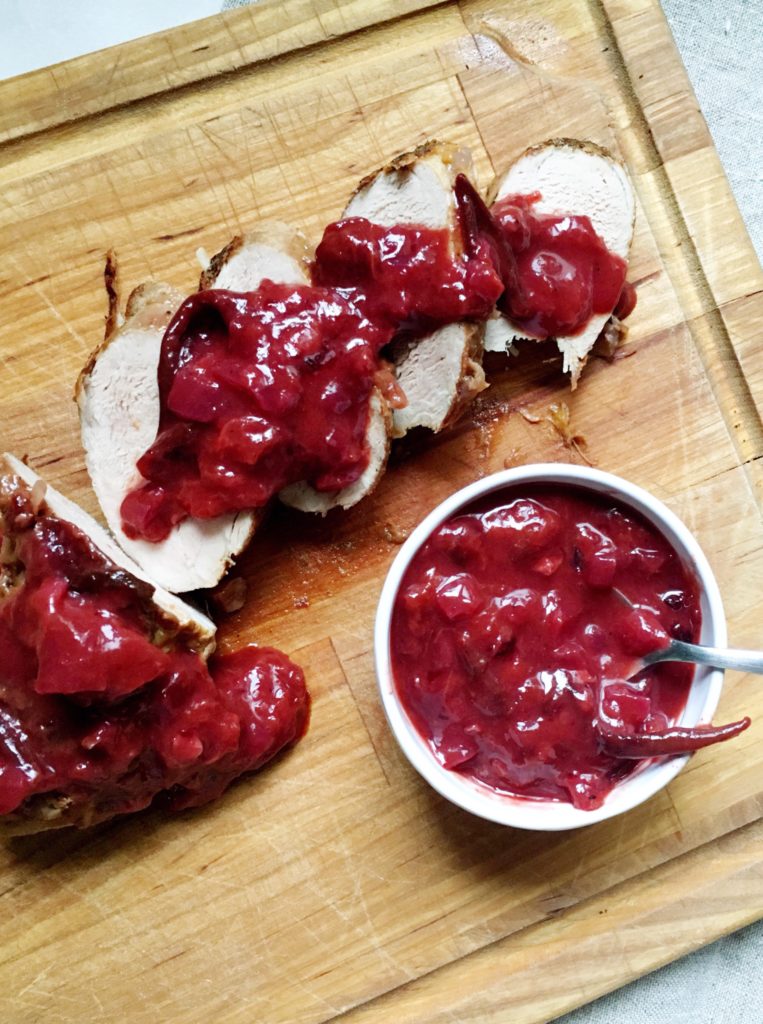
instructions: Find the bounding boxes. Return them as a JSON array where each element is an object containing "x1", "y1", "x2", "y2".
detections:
[
  {"x1": 121, "y1": 222, "x2": 501, "y2": 542},
  {"x1": 120, "y1": 282, "x2": 389, "y2": 542},
  {"x1": 313, "y1": 217, "x2": 502, "y2": 333},
  {"x1": 491, "y1": 193, "x2": 629, "y2": 339},
  {"x1": 390, "y1": 485, "x2": 728, "y2": 810},
  {"x1": 456, "y1": 175, "x2": 633, "y2": 340},
  {"x1": 122, "y1": 175, "x2": 634, "y2": 543},
  {"x1": 0, "y1": 489, "x2": 309, "y2": 822}
]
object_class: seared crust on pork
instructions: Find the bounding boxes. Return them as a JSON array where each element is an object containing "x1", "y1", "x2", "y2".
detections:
[
  {"x1": 103, "y1": 249, "x2": 121, "y2": 340},
  {"x1": 0, "y1": 793, "x2": 81, "y2": 836},
  {"x1": 486, "y1": 138, "x2": 636, "y2": 387},
  {"x1": 199, "y1": 222, "x2": 311, "y2": 291}
]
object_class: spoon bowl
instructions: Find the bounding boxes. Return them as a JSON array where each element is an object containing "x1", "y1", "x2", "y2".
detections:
[{"x1": 611, "y1": 587, "x2": 763, "y2": 677}]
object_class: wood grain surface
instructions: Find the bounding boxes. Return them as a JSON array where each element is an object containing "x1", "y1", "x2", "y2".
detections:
[{"x1": 0, "y1": 1, "x2": 761, "y2": 1022}]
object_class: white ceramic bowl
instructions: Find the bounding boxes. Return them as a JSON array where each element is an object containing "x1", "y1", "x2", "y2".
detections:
[{"x1": 374, "y1": 464, "x2": 727, "y2": 830}]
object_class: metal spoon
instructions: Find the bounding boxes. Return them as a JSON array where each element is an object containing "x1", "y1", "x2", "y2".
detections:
[{"x1": 612, "y1": 588, "x2": 763, "y2": 676}]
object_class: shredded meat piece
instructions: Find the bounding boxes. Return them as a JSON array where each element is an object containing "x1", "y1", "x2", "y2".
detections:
[
  {"x1": 382, "y1": 522, "x2": 409, "y2": 545},
  {"x1": 502, "y1": 448, "x2": 527, "y2": 469},
  {"x1": 210, "y1": 577, "x2": 247, "y2": 615},
  {"x1": 469, "y1": 396, "x2": 509, "y2": 428},
  {"x1": 30, "y1": 479, "x2": 47, "y2": 514}
]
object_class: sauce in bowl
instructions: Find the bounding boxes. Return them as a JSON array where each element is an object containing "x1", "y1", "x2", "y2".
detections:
[{"x1": 388, "y1": 482, "x2": 743, "y2": 811}]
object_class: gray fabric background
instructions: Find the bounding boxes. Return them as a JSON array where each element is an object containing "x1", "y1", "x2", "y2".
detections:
[{"x1": 661, "y1": 0, "x2": 762, "y2": 261}]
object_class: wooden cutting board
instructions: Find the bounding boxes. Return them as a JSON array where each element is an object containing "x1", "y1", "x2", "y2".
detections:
[{"x1": 1, "y1": 1, "x2": 762, "y2": 1021}]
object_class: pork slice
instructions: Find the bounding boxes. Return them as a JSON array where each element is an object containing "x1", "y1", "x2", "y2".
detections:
[
  {"x1": 343, "y1": 141, "x2": 487, "y2": 437},
  {"x1": 0, "y1": 455, "x2": 218, "y2": 836},
  {"x1": 201, "y1": 226, "x2": 392, "y2": 516},
  {"x1": 280, "y1": 389, "x2": 391, "y2": 513},
  {"x1": 390, "y1": 323, "x2": 484, "y2": 435},
  {"x1": 77, "y1": 281, "x2": 256, "y2": 594},
  {"x1": 198, "y1": 221, "x2": 312, "y2": 291},
  {"x1": 0, "y1": 453, "x2": 216, "y2": 655},
  {"x1": 486, "y1": 138, "x2": 635, "y2": 387}
]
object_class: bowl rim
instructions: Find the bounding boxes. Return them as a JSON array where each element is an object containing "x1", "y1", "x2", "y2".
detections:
[{"x1": 374, "y1": 463, "x2": 727, "y2": 831}]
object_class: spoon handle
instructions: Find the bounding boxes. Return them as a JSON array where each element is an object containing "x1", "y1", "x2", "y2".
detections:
[{"x1": 647, "y1": 640, "x2": 763, "y2": 675}]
